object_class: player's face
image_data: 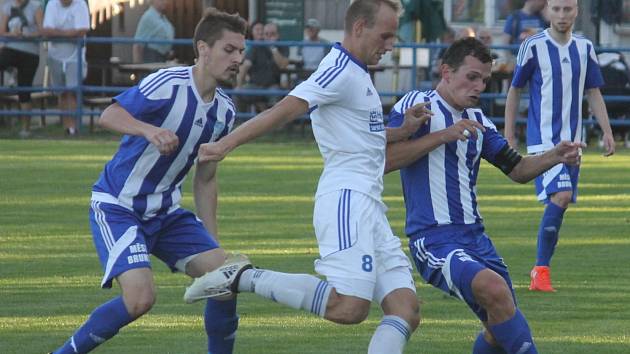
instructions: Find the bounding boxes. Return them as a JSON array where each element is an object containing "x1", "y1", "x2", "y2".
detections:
[
  {"x1": 442, "y1": 55, "x2": 491, "y2": 110},
  {"x1": 547, "y1": 0, "x2": 578, "y2": 34},
  {"x1": 204, "y1": 30, "x2": 245, "y2": 85},
  {"x1": 359, "y1": 5, "x2": 398, "y2": 65}
]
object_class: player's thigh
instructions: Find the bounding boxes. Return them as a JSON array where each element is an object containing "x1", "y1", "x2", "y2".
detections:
[
  {"x1": 313, "y1": 190, "x2": 380, "y2": 301},
  {"x1": 534, "y1": 161, "x2": 579, "y2": 203},
  {"x1": 89, "y1": 201, "x2": 152, "y2": 289},
  {"x1": 183, "y1": 248, "x2": 227, "y2": 277},
  {"x1": 152, "y1": 208, "x2": 220, "y2": 274},
  {"x1": 372, "y1": 214, "x2": 415, "y2": 304},
  {"x1": 409, "y1": 231, "x2": 512, "y2": 321}
]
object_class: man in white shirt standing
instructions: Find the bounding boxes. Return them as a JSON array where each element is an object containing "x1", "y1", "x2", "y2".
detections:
[
  {"x1": 185, "y1": 1, "x2": 431, "y2": 352},
  {"x1": 42, "y1": 0, "x2": 89, "y2": 135}
]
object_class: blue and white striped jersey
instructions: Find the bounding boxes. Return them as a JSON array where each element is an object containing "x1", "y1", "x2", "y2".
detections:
[
  {"x1": 511, "y1": 29, "x2": 604, "y2": 153},
  {"x1": 92, "y1": 66, "x2": 235, "y2": 219},
  {"x1": 290, "y1": 43, "x2": 386, "y2": 201},
  {"x1": 388, "y1": 90, "x2": 508, "y2": 236}
]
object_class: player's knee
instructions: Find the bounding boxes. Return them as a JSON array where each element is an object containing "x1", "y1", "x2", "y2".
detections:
[
  {"x1": 382, "y1": 289, "x2": 420, "y2": 330},
  {"x1": 123, "y1": 289, "x2": 157, "y2": 318},
  {"x1": 472, "y1": 271, "x2": 513, "y2": 312},
  {"x1": 551, "y1": 192, "x2": 572, "y2": 209},
  {"x1": 326, "y1": 294, "x2": 370, "y2": 324}
]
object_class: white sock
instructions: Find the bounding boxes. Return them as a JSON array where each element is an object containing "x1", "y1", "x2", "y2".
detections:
[
  {"x1": 238, "y1": 269, "x2": 331, "y2": 317},
  {"x1": 368, "y1": 315, "x2": 411, "y2": 354}
]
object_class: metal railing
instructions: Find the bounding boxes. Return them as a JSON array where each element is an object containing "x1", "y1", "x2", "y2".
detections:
[{"x1": 1, "y1": 36, "x2": 629, "y2": 131}]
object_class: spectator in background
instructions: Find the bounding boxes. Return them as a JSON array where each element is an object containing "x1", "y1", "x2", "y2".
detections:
[
  {"x1": 245, "y1": 20, "x2": 264, "y2": 55},
  {"x1": 298, "y1": 18, "x2": 329, "y2": 71},
  {"x1": 236, "y1": 22, "x2": 289, "y2": 112},
  {"x1": 502, "y1": 0, "x2": 547, "y2": 47},
  {"x1": 42, "y1": 0, "x2": 90, "y2": 136},
  {"x1": 133, "y1": 0, "x2": 174, "y2": 63},
  {"x1": 0, "y1": 0, "x2": 43, "y2": 138}
]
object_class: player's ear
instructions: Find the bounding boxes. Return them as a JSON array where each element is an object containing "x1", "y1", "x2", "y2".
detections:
[
  {"x1": 440, "y1": 64, "x2": 452, "y2": 82},
  {"x1": 353, "y1": 18, "x2": 366, "y2": 37}
]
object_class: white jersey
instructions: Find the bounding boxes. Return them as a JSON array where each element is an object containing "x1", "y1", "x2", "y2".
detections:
[
  {"x1": 289, "y1": 43, "x2": 385, "y2": 201},
  {"x1": 512, "y1": 29, "x2": 604, "y2": 153}
]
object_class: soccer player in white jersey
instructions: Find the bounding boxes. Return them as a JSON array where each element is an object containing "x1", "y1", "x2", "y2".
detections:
[
  {"x1": 186, "y1": 1, "x2": 431, "y2": 352},
  {"x1": 50, "y1": 8, "x2": 247, "y2": 354},
  {"x1": 386, "y1": 37, "x2": 584, "y2": 354},
  {"x1": 504, "y1": 0, "x2": 615, "y2": 292}
]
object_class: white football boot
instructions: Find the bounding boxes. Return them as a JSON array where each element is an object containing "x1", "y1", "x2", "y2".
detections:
[{"x1": 184, "y1": 253, "x2": 253, "y2": 303}]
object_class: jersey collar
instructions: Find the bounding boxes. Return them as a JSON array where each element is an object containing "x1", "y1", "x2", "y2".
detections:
[{"x1": 333, "y1": 42, "x2": 368, "y2": 73}]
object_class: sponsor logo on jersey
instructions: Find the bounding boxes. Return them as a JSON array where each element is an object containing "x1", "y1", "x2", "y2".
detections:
[
  {"x1": 562, "y1": 57, "x2": 570, "y2": 64},
  {"x1": 194, "y1": 117, "x2": 204, "y2": 127},
  {"x1": 369, "y1": 107, "x2": 384, "y2": 132},
  {"x1": 366, "y1": 88, "x2": 373, "y2": 96}
]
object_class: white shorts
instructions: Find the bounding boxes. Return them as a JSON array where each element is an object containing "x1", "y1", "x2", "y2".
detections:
[{"x1": 313, "y1": 189, "x2": 415, "y2": 303}]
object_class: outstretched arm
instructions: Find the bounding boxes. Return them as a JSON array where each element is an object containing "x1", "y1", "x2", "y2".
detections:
[
  {"x1": 507, "y1": 141, "x2": 585, "y2": 183},
  {"x1": 585, "y1": 88, "x2": 615, "y2": 156},
  {"x1": 198, "y1": 95, "x2": 309, "y2": 162},
  {"x1": 386, "y1": 119, "x2": 485, "y2": 173}
]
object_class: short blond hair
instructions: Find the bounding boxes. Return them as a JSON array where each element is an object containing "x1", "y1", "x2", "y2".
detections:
[{"x1": 344, "y1": 0, "x2": 401, "y2": 33}]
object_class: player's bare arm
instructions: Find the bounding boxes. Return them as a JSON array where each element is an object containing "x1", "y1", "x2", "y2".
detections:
[
  {"x1": 99, "y1": 103, "x2": 179, "y2": 155},
  {"x1": 504, "y1": 86, "x2": 521, "y2": 149},
  {"x1": 194, "y1": 160, "x2": 220, "y2": 238},
  {"x1": 585, "y1": 88, "x2": 616, "y2": 157},
  {"x1": 508, "y1": 141, "x2": 585, "y2": 183},
  {"x1": 386, "y1": 102, "x2": 433, "y2": 143},
  {"x1": 386, "y1": 119, "x2": 485, "y2": 173},
  {"x1": 198, "y1": 95, "x2": 309, "y2": 162}
]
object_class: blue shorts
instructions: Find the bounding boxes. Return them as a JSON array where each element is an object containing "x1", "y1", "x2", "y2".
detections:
[
  {"x1": 408, "y1": 224, "x2": 516, "y2": 322},
  {"x1": 89, "y1": 201, "x2": 219, "y2": 288},
  {"x1": 534, "y1": 161, "x2": 579, "y2": 203}
]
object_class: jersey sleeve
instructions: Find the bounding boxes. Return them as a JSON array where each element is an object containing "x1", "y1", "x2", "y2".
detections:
[
  {"x1": 585, "y1": 42, "x2": 605, "y2": 89},
  {"x1": 470, "y1": 111, "x2": 510, "y2": 163},
  {"x1": 288, "y1": 64, "x2": 344, "y2": 108},
  {"x1": 386, "y1": 90, "x2": 424, "y2": 128},
  {"x1": 113, "y1": 71, "x2": 173, "y2": 122},
  {"x1": 511, "y1": 40, "x2": 537, "y2": 88}
]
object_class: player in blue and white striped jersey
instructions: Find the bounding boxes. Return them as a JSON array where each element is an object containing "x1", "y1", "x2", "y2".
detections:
[
  {"x1": 51, "y1": 8, "x2": 247, "y2": 354},
  {"x1": 190, "y1": 1, "x2": 431, "y2": 352},
  {"x1": 504, "y1": 0, "x2": 615, "y2": 292},
  {"x1": 386, "y1": 38, "x2": 584, "y2": 353}
]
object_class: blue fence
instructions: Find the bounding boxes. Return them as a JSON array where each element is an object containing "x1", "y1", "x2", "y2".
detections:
[{"x1": 1, "y1": 36, "x2": 629, "y2": 131}]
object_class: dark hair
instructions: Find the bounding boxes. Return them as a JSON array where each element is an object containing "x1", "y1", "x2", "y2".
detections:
[
  {"x1": 344, "y1": 0, "x2": 401, "y2": 33},
  {"x1": 193, "y1": 7, "x2": 248, "y2": 58},
  {"x1": 247, "y1": 20, "x2": 264, "y2": 40},
  {"x1": 441, "y1": 37, "x2": 493, "y2": 71}
]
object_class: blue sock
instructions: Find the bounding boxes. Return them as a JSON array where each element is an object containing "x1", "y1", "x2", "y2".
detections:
[
  {"x1": 53, "y1": 296, "x2": 133, "y2": 354},
  {"x1": 205, "y1": 298, "x2": 238, "y2": 354},
  {"x1": 489, "y1": 309, "x2": 537, "y2": 354},
  {"x1": 536, "y1": 202, "x2": 565, "y2": 266},
  {"x1": 473, "y1": 332, "x2": 506, "y2": 354}
]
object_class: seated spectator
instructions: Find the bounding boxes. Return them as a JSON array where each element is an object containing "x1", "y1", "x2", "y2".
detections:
[
  {"x1": 0, "y1": 0, "x2": 43, "y2": 138},
  {"x1": 41, "y1": 0, "x2": 89, "y2": 136},
  {"x1": 133, "y1": 0, "x2": 174, "y2": 63},
  {"x1": 236, "y1": 22, "x2": 289, "y2": 113},
  {"x1": 298, "y1": 18, "x2": 329, "y2": 72},
  {"x1": 245, "y1": 20, "x2": 264, "y2": 55}
]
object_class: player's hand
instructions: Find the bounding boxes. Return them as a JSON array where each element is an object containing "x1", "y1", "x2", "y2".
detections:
[
  {"x1": 441, "y1": 119, "x2": 486, "y2": 143},
  {"x1": 554, "y1": 141, "x2": 586, "y2": 165},
  {"x1": 198, "y1": 141, "x2": 230, "y2": 162},
  {"x1": 401, "y1": 102, "x2": 433, "y2": 136},
  {"x1": 601, "y1": 132, "x2": 616, "y2": 157},
  {"x1": 145, "y1": 127, "x2": 179, "y2": 155}
]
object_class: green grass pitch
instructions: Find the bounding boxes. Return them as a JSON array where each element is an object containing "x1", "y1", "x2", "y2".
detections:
[{"x1": 1, "y1": 139, "x2": 629, "y2": 353}]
